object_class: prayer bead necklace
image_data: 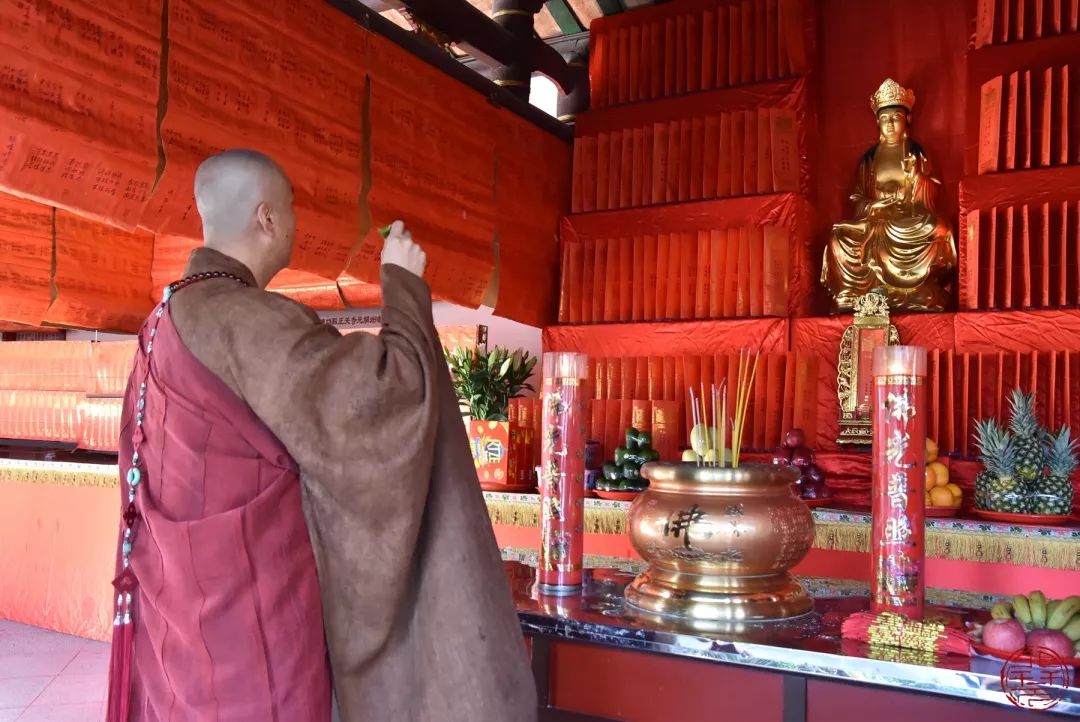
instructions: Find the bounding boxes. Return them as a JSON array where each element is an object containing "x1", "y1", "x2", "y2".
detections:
[{"x1": 113, "y1": 271, "x2": 250, "y2": 627}]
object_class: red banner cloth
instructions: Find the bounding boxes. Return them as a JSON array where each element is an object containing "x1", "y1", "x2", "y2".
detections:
[
  {"x1": 45, "y1": 212, "x2": 155, "y2": 333},
  {"x1": 0, "y1": 0, "x2": 161, "y2": 229},
  {"x1": 141, "y1": 0, "x2": 367, "y2": 280},
  {"x1": 0, "y1": 194, "x2": 54, "y2": 326}
]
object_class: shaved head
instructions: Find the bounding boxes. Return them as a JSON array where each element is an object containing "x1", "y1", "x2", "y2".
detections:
[{"x1": 194, "y1": 149, "x2": 296, "y2": 287}]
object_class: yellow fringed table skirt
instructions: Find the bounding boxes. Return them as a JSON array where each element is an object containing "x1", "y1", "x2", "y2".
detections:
[
  {"x1": 0, "y1": 459, "x2": 118, "y2": 487},
  {"x1": 2, "y1": 463, "x2": 1074, "y2": 571},
  {"x1": 484, "y1": 492, "x2": 1080, "y2": 572}
]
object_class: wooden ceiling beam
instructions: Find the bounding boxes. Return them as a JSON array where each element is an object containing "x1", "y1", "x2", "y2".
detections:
[
  {"x1": 359, "y1": 0, "x2": 406, "y2": 12},
  {"x1": 394, "y1": 0, "x2": 576, "y2": 92},
  {"x1": 326, "y1": 0, "x2": 572, "y2": 139}
]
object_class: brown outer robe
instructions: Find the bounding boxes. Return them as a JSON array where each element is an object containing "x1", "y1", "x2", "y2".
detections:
[{"x1": 170, "y1": 248, "x2": 537, "y2": 722}]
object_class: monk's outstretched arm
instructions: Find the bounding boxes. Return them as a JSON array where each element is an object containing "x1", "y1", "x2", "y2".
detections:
[
  {"x1": 223, "y1": 264, "x2": 441, "y2": 493},
  {"x1": 213, "y1": 265, "x2": 446, "y2": 661}
]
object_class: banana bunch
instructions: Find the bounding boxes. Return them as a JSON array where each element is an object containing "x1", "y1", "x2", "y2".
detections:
[{"x1": 993, "y1": 592, "x2": 1080, "y2": 652}]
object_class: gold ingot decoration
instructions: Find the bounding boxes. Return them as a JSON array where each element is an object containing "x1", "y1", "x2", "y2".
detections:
[
  {"x1": 836, "y1": 292, "x2": 900, "y2": 446},
  {"x1": 624, "y1": 462, "x2": 815, "y2": 630},
  {"x1": 822, "y1": 78, "x2": 958, "y2": 313}
]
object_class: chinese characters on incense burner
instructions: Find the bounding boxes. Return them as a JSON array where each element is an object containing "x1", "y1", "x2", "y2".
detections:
[
  {"x1": 821, "y1": 79, "x2": 958, "y2": 313},
  {"x1": 871, "y1": 346, "x2": 928, "y2": 619}
]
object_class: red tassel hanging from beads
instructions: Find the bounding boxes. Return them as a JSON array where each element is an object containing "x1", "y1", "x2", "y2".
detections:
[{"x1": 105, "y1": 571, "x2": 137, "y2": 722}]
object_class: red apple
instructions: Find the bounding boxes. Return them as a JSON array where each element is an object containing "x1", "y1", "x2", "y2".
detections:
[
  {"x1": 982, "y1": 619, "x2": 1026, "y2": 653},
  {"x1": 790, "y1": 446, "x2": 814, "y2": 469},
  {"x1": 772, "y1": 447, "x2": 793, "y2": 466},
  {"x1": 784, "y1": 428, "x2": 806, "y2": 449},
  {"x1": 1026, "y1": 629, "x2": 1075, "y2": 659},
  {"x1": 805, "y1": 464, "x2": 825, "y2": 485}
]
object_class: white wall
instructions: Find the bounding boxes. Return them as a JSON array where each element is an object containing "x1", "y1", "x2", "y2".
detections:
[
  {"x1": 66, "y1": 331, "x2": 132, "y2": 342},
  {"x1": 319, "y1": 303, "x2": 543, "y2": 394},
  {"x1": 529, "y1": 75, "x2": 559, "y2": 117}
]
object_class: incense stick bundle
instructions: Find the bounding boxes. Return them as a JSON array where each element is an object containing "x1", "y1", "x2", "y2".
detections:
[
  {"x1": 719, "y1": 384, "x2": 727, "y2": 467},
  {"x1": 711, "y1": 384, "x2": 718, "y2": 467},
  {"x1": 688, "y1": 378, "x2": 736, "y2": 468},
  {"x1": 699, "y1": 382, "x2": 710, "y2": 462},
  {"x1": 841, "y1": 612, "x2": 972, "y2": 657},
  {"x1": 730, "y1": 349, "x2": 761, "y2": 467},
  {"x1": 689, "y1": 387, "x2": 702, "y2": 466}
]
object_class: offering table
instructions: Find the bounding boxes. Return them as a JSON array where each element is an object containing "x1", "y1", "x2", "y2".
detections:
[{"x1": 506, "y1": 562, "x2": 1079, "y2": 722}]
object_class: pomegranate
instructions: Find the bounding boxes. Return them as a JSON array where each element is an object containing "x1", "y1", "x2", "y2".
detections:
[
  {"x1": 784, "y1": 428, "x2": 806, "y2": 449},
  {"x1": 772, "y1": 447, "x2": 793, "y2": 466},
  {"x1": 982, "y1": 619, "x2": 1026, "y2": 653},
  {"x1": 790, "y1": 447, "x2": 814, "y2": 469},
  {"x1": 1026, "y1": 629, "x2": 1075, "y2": 659}
]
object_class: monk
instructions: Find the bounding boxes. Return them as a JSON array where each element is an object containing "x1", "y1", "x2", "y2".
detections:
[{"x1": 106, "y1": 149, "x2": 537, "y2": 722}]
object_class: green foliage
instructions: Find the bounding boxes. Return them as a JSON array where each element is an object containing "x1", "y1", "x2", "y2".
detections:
[{"x1": 445, "y1": 346, "x2": 537, "y2": 421}]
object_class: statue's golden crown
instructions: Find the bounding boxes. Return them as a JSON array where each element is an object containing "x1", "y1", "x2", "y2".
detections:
[{"x1": 870, "y1": 78, "x2": 915, "y2": 114}]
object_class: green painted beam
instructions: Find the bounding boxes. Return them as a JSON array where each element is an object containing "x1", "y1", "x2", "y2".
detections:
[
  {"x1": 546, "y1": 0, "x2": 584, "y2": 34},
  {"x1": 595, "y1": 0, "x2": 624, "y2": 15}
]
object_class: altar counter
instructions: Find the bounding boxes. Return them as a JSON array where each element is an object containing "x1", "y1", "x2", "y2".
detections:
[{"x1": 509, "y1": 563, "x2": 1079, "y2": 722}]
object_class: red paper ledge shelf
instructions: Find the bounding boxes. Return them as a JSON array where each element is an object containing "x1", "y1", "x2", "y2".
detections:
[
  {"x1": 545, "y1": 317, "x2": 789, "y2": 357},
  {"x1": 587, "y1": 0, "x2": 814, "y2": 111},
  {"x1": 577, "y1": 77, "x2": 810, "y2": 136}
]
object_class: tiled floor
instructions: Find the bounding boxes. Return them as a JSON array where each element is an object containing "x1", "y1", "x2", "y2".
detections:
[{"x1": 0, "y1": 620, "x2": 108, "y2": 721}]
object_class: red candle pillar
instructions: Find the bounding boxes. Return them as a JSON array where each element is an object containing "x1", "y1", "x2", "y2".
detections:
[
  {"x1": 539, "y1": 352, "x2": 589, "y2": 594},
  {"x1": 871, "y1": 346, "x2": 927, "y2": 619}
]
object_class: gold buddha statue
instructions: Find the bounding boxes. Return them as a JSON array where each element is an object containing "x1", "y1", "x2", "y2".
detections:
[{"x1": 821, "y1": 79, "x2": 957, "y2": 313}]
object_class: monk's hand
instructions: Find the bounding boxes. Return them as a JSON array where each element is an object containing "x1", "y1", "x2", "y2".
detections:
[{"x1": 380, "y1": 220, "x2": 427, "y2": 278}]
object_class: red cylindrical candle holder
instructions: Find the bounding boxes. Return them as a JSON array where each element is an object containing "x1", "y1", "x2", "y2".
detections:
[
  {"x1": 870, "y1": 346, "x2": 927, "y2": 619},
  {"x1": 539, "y1": 352, "x2": 589, "y2": 594}
]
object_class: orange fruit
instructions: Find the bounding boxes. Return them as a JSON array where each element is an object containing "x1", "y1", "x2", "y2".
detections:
[
  {"x1": 929, "y1": 486, "x2": 953, "y2": 507},
  {"x1": 925, "y1": 465, "x2": 937, "y2": 490},
  {"x1": 930, "y1": 461, "x2": 949, "y2": 486},
  {"x1": 945, "y1": 482, "x2": 963, "y2": 507},
  {"x1": 924, "y1": 492, "x2": 933, "y2": 506},
  {"x1": 926, "y1": 438, "x2": 939, "y2": 462}
]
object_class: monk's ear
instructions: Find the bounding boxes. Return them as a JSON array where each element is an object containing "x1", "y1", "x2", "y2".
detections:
[{"x1": 255, "y1": 201, "x2": 275, "y2": 235}]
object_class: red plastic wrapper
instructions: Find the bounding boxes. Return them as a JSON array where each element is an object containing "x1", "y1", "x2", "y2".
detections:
[
  {"x1": 539, "y1": 352, "x2": 590, "y2": 592},
  {"x1": 871, "y1": 346, "x2": 927, "y2": 619}
]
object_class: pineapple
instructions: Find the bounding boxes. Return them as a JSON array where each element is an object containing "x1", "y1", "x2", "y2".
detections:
[
  {"x1": 973, "y1": 419, "x2": 1030, "y2": 513},
  {"x1": 973, "y1": 419, "x2": 995, "y2": 510},
  {"x1": 1038, "y1": 426, "x2": 1077, "y2": 516},
  {"x1": 1008, "y1": 390, "x2": 1046, "y2": 485}
]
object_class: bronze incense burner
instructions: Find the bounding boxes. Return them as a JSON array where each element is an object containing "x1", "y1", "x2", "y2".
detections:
[{"x1": 625, "y1": 462, "x2": 815, "y2": 629}]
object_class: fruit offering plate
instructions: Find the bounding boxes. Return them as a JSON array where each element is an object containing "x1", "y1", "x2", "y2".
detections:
[
  {"x1": 925, "y1": 506, "x2": 960, "y2": 518},
  {"x1": 594, "y1": 489, "x2": 643, "y2": 502},
  {"x1": 972, "y1": 510, "x2": 1075, "y2": 526},
  {"x1": 969, "y1": 640, "x2": 1080, "y2": 668}
]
